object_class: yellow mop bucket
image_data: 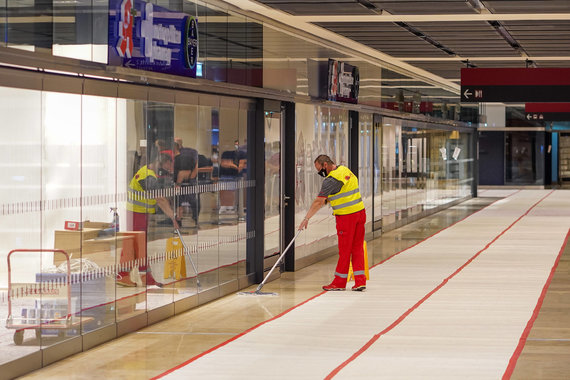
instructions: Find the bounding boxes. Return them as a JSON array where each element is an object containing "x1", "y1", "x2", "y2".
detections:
[
  {"x1": 348, "y1": 240, "x2": 369, "y2": 281},
  {"x1": 164, "y1": 236, "x2": 187, "y2": 280}
]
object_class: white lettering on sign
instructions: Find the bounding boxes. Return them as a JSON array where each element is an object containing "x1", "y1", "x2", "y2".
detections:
[
  {"x1": 140, "y1": 3, "x2": 181, "y2": 65},
  {"x1": 338, "y1": 63, "x2": 354, "y2": 98},
  {"x1": 475, "y1": 89, "x2": 483, "y2": 98}
]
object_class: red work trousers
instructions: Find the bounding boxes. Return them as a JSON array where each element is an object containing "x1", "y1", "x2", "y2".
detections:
[{"x1": 331, "y1": 209, "x2": 366, "y2": 287}]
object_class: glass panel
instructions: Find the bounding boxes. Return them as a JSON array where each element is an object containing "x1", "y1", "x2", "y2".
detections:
[
  {"x1": 403, "y1": 126, "x2": 426, "y2": 218},
  {"x1": 217, "y1": 106, "x2": 242, "y2": 287},
  {"x1": 80, "y1": 94, "x2": 118, "y2": 333},
  {"x1": 372, "y1": 115, "x2": 382, "y2": 228},
  {"x1": 52, "y1": 0, "x2": 108, "y2": 63},
  {"x1": 171, "y1": 103, "x2": 199, "y2": 300},
  {"x1": 294, "y1": 104, "x2": 348, "y2": 261},
  {"x1": 359, "y1": 112, "x2": 373, "y2": 233},
  {"x1": 196, "y1": 106, "x2": 219, "y2": 292},
  {"x1": 459, "y1": 132, "x2": 474, "y2": 197},
  {"x1": 430, "y1": 130, "x2": 448, "y2": 207},
  {"x1": 145, "y1": 102, "x2": 176, "y2": 309},
  {"x1": 6, "y1": 0, "x2": 49, "y2": 52},
  {"x1": 394, "y1": 122, "x2": 406, "y2": 221},
  {"x1": 264, "y1": 110, "x2": 281, "y2": 262},
  {"x1": 0, "y1": 87, "x2": 42, "y2": 357},
  {"x1": 199, "y1": 4, "x2": 228, "y2": 83},
  {"x1": 227, "y1": 11, "x2": 247, "y2": 86},
  {"x1": 238, "y1": 105, "x2": 253, "y2": 279},
  {"x1": 382, "y1": 118, "x2": 397, "y2": 227},
  {"x1": 120, "y1": 98, "x2": 148, "y2": 320},
  {"x1": 40, "y1": 91, "x2": 82, "y2": 347}
]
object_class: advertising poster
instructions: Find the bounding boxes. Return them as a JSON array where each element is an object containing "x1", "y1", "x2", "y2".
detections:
[
  {"x1": 109, "y1": 0, "x2": 198, "y2": 78},
  {"x1": 327, "y1": 59, "x2": 359, "y2": 104}
]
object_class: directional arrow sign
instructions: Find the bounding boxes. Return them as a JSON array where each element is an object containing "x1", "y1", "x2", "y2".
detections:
[
  {"x1": 525, "y1": 103, "x2": 570, "y2": 121},
  {"x1": 461, "y1": 68, "x2": 570, "y2": 103}
]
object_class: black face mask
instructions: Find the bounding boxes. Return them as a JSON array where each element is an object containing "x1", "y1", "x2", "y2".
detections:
[{"x1": 317, "y1": 168, "x2": 327, "y2": 177}]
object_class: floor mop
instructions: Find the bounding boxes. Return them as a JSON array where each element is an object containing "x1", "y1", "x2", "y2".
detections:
[{"x1": 238, "y1": 229, "x2": 302, "y2": 296}]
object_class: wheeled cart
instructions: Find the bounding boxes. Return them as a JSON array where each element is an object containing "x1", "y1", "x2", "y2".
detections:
[{"x1": 6, "y1": 249, "x2": 93, "y2": 345}]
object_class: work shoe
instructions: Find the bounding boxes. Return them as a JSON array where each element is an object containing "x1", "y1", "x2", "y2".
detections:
[
  {"x1": 322, "y1": 284, "x2": 345, "y2": 291},
  {"x1": 116, "y1": 272, "x2": 136, "y2": 287},
  {"x1": 142, "y1": 272, "x2": 164, "y2": 288},
  {"x1": 351, "y1": 285, "x2": 366, "y2": 292}
]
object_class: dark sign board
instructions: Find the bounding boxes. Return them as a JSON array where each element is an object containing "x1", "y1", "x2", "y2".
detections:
[
  {"x1": 327, "y1": 59, "x2": 359, "y2": 104},
  {"x1": 461, "y1": 68, "x2": 570, "y2": 103},
  {"x1": 109, "y1": 0, "x2": 198, "y2": 78},
  {"x1": 525, "y1": 103, "x2": 570, "y2": 121}
]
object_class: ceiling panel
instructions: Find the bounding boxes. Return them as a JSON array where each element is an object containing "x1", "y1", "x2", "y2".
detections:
[
  {"x1": 407, "y1": 60, "x2": 466, "y2": 79},
  {"x1": 410, "y1": 21, "x2": 520, "y2": 57},
  {"x1": 411, "y1": 21, "x2": 519, "y2": 57},
  {"x1": 371, "y1": 0, "x2": 477, "y2": 15},
  {"x1": 256, "y1": 0, "x2": 375, "y2": 15},
  {"x1": 504, "y1": 21, "x2": 570, "y2": 56},
  {"x1": 483, "y1": 0, "x2": 570, "y2": 13},
  {"x1": 316, "y1": 22, "x2": 451, "y2": 57}
]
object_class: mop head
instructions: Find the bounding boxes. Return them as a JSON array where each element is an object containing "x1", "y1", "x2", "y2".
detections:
[{"x1": 237, "y1": 289, "x2": 278, "y2": 296}]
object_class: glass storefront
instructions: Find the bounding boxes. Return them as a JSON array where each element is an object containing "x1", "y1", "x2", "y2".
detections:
[
  {"x1": 0, "y1": 79, "x2": 256, "y2": 364},
  {"x1": 294, "y1": 104, "x2": 350, "y2": 262},
  {"x1": 380, "y1": 117, "x2": 474, "y2": 231},
  {"x1": 293, "y1": 109, "x2": 474, "y2": 266}
]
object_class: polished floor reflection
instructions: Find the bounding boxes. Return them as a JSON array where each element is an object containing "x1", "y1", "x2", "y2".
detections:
[{"x1": 19, "y1": 191, "x2": 570, "y2": 379}]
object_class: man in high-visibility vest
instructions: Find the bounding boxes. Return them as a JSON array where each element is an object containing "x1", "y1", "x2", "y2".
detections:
[
  {"x1": 298, "y1": 155, "x2": 366, "y2": 291},
  {"x1": 127, "y1": 153, "x2": 179, "y2": 231},
  {"x1": 121, "y1": 153, "x2": 179, "y2": 287}
]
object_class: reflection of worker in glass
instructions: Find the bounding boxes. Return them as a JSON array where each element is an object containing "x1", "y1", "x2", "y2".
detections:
[
  {"x1": 127, "y1": 153, "x2": 180, "y2": 230},
  {"x1": 298, "y1": 155, "x2": 366, "y2": 291},
  {"x1": 124, "y1": 153, "x2": 178, "y2": 287}
]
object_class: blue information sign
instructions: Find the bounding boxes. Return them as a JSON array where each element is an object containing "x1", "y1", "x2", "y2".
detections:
[{"x1": 109, "y1": 0, "x2": 198, "y2": 78}]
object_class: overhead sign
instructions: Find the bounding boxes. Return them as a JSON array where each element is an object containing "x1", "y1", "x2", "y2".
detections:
[
  {"x1": 327, "y1": 59, "x2": 359, "y2": 104},
  {"x1": 461, "y1": 68, "x2": 570, "y2": 103},
  {"x1": 525, "y1": 103, "x2": 570, "y2": 121},
  {"x1": 109, "y1": 0, "x2": 198, "y2": 78}
]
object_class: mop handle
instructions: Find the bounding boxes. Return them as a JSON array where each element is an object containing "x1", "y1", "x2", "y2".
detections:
[
  {"x1": 174, "y1": 228, "x2": 199, "y2": 276},
  {"x1": 256, "y1": 229, "x2": 302, "y2": 291}
]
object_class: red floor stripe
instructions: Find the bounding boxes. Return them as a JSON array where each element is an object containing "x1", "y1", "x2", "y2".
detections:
[
  {"x1": 370, "y1": 190, "x2": 521, "y2": 270},
  {"x1": 502, "y1": 228, "x2": 570, "y2": 379},
  {"x1": 150, "y1": 291, "x2": 326, "y2": 379},
  {"x1": 325, "y1": 190, "x2": 554, "y2": 379},
  {"x1": 151, "y1": 190, "x2": 524, "y2": 379}
]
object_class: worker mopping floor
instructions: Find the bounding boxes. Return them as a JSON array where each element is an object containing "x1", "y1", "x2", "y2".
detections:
[{"x1": 238, "y1": 229, "x2": 302, "y2": 296}]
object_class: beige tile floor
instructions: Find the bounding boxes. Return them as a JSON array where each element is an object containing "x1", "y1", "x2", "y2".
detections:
[{"x1": 19, "y1": 195, "x2": 569, "y2": 379}]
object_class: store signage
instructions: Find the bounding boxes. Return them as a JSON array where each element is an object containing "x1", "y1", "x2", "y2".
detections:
[
  {"x1": 327, "y1": 59, "x2": 359, "y2": 104},
  {"x1": 525, "y1": 103, "x2": 570, "y2": 121},
  {"x1": 108, "y1": 0, "x2": 198, "y2": 78},
  {"x1": 461, "y1": 68, "x2": 570, "y2": 103}
]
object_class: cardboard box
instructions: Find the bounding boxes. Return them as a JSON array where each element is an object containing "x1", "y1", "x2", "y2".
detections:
[
  {"x1": 83, "y1": 221, "x2": 112, "y2": 229},
  {"x1": 54, "y1": 228, "x2": 102, "y2": 255}
]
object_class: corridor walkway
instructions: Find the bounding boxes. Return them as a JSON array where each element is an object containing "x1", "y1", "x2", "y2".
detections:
[{"x1": 21, "y1": 190, "x2": 570, "y2": 379}]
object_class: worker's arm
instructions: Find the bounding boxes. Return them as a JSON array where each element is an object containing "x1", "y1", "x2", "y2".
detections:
[
  {"x1": 298, "y1": 196, "x2": 327, "y2": 230},
  {"x1": 155, "y1": 197, "x2": 180, "y2": 229}
]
